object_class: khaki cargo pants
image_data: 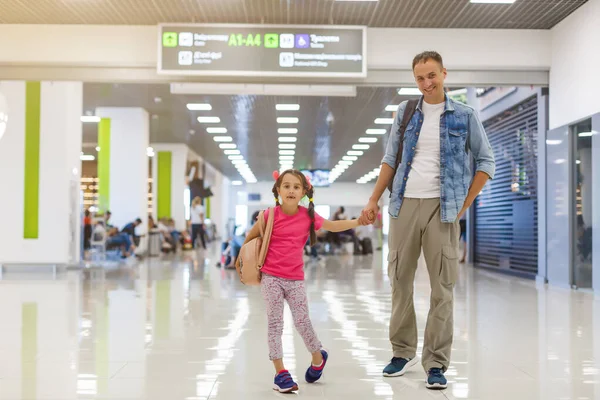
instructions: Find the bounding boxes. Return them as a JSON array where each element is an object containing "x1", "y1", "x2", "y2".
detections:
[{"x1": 387, "y1": 198, "x2": 460, "y2": 372}]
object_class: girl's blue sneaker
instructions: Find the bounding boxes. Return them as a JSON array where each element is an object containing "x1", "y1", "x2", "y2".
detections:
[
  {"x1": 273, "y1": 370, "x2": 298, "y2": 393},
  {"x1": 305, "y1": 349, "x2": 328, "y2": 383}
]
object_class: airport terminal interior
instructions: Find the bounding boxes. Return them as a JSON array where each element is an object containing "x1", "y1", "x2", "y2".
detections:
[{"x1": 0, "y1": 0, "x2": 599, "y2": 399}]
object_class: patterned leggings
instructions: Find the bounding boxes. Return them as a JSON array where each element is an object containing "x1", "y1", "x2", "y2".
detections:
[{"x1": 261, "y1": 274, "x2": 322, "y2": 360}]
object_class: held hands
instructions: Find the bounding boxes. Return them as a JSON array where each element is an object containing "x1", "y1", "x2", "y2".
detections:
[{"x1": 360, "y1": 200, "x2": 379, "y2": 226}]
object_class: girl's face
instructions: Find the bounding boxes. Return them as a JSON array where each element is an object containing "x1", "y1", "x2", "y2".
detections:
[{"x1": 278, "y1": 173, "x2": 306, "y2": 206}]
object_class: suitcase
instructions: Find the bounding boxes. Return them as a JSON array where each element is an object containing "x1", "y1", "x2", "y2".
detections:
[{"x1": 361, "y1": 238, "x2": 373, "y2": 255}]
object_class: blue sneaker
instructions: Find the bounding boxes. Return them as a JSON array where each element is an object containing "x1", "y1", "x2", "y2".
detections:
[
  {"x1": 273, "y1": 370, "x2": 298, "y2": 393},
  {"x1": 426, "y1": 368, "x2": 448, "y2": 390},
  {"x1": 305, "y1": 349, "x2": 328, "y2": 383},
  {"x1": 382, "y1": 357, "x2": 418, "y2": 377}
]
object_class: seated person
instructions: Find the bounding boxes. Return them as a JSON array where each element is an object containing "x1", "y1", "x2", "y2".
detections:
[
  {"x1": 121, "y1": 218, "x2": 142, "y2": 246},
  {"x1": 94, "y1": 221, "x2": 135, "y2": 258},
  {"x1": 157, "y1": 217, "x2": 176, "y2": 252}
]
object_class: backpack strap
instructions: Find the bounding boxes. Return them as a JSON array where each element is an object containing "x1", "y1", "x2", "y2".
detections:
[
  {"x1": 258, "y1": 207, "x2": 275, "y2": 267},
  {"x1": 387, "y1": 99, "x2": 419, "y2": 193}
]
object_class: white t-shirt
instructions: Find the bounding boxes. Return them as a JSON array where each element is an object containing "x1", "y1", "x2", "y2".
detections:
[
  {"x1": 191, "y1": 204, "x2": 205, "y2": 224},
  {"x1": 404, "y1": 100, "x2": 444, "y2": 198}
]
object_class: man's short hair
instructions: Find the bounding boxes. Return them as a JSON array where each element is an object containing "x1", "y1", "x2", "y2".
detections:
[{"x1": 412, "y1": 51, "x2": 444, "y2": 70}]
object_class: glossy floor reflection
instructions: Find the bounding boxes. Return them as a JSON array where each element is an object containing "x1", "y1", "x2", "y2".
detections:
[{"x1": 1, "y1": 245, "x2": 599, "y2": 400}]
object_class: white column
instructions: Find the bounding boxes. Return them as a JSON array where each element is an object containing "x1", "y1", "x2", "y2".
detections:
[
  {"x1": 0, "y1": 81, "x2": 82, "y2": 265},
  {"x1": 150, "y1": 143, "x2": 188, "y2": 231},
  {"x1": 95, "y1": 107, "x2": 149, "y2": 230}
]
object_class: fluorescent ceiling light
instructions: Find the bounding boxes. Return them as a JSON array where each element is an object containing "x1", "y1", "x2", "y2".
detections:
[
  {"x1": 224, "y1": 150, "x2": 240, "y2": 155},
  {"x1": 80, "y1": 154, "x2": 95, "y2": 161},
  {"x1": 219, "y1": 143, "x2": 237, "y2": 149},
  {"x1": 336, "y1": 0, "x2": 378, "y2": 2},
  {"x1": 470, "y1": 0, "x2": 515, "y2": 3},
  {"x1": 278, "y1": 128, "x2": 298, "y2": 134},
  {"x1": 279, "y1": 155, "x2": 294, "y2": 160},
  {"x1": 339, "y1": 160, "x2": 353, "y2": 165},
  {"x1": 198, "y1": 116, "x2": 221, "y2": 123},
  {"x1": 546, "y1": 140, "x2": 563, "y2": 145},
  {"x1": 398, "y1": 88, "x2": 421, "y2": 96},
  {"x1": 206, "y1": 127, "x2": 227, "y2": 134},
  {"x1": 171, "y1": 83, "x2": 357, "y2": 97},
  {"x1": 279, "y1": 144, "x2": 296, "y2": 149},
  {"x1": 353, "y1": 144, "x2": 370, "y2": 150},
  {"x1": 366, "y1": 129, "x2": 387, "y2": 135},
  {"x1": 81, "y1": 116, "x2": 100, "y2": 123},
  {"x1": 277, "y1": 117, "x2": 299, "y2": 124},
  {"x1": 278, "y1": 137, "x2": 297, "y2": 143},
  {"x1": 186, "y1": 103, "x2": 212, "y2": 111},
  {"x1": 375, "y1": 118, "x2": 394, "y2": 125},
  {"x1": 356, "y1": 180, "x2": 366, "y2": 184},
  {"x1": 232, "y1": 181, "x2": 243, "y2": 186},
  {"x1": 228, "y1": 155, "x2": 244, "y2": 160},
  {"x1": 279, "y1": 150, "x2": 295, "y2": 155},
  {"x1": 232, "y1": 160, "x2": 246, "y2": 165},
  {"x1": 447, "y1": 88, "x2": 467, "y2": 96},
  {"x1": 347, "y1": 151, "x2": 364, "y2": 156},
  {"x1": 578, "y1": 131, "x2": 596, "y2": 137},
  {"x1": 276, "y1": 104, "x2": 300, "y2": 111},
  {"x1": 343, "y1": 156, "x2": 358, "y2": 161},
  {"x1": 213, "y1": 136, "x2": 233, "y2": 142},
  {"x1": 358, "y1": 137, "x2": 377, "y2": 143},
  {"x1": 246, "y1": 178, "x2": 258, "y2": 183},
  {"x1": 385, "y1": 105, "x2": 400, "y2": 112}
]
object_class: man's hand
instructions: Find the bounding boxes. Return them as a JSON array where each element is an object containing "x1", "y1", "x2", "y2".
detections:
[{"x1": 361, "y1": 199, "x2": 379, "y2": 225}]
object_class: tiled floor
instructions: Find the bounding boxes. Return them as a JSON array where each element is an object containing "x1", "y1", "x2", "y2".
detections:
[{"x1": 0, "y1": 245, "x2": 599, "y2": 399}]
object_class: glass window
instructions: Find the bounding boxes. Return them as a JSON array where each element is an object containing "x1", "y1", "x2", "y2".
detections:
[{"x1": 572, "y1": 119, "x2": 593, "y2": 288}]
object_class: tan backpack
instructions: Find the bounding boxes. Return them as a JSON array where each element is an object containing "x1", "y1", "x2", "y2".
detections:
[{"x1": 236, "y1": 207, "x2": 275, "y2": 285}]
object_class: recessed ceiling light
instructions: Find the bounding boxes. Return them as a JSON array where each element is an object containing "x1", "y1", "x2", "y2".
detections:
[
  {"x1": 154, "y1": 97, "x2": 162, "y2": 103},
  {"x1": 398, "y1": 88, "x2": 421, "y2": 96},
  {"x1": 279, "y1": 150, "x2": 295, "y2": 155},
  {"x1": 81, "y1": 116, "x2": 100, "y2": 123},
  {"x1": 277, "y1": 117, "x2": 299, "y2": 124},
  {"x1": 278, "y1": 128, "x2": 298, "y2": 134},
  {"x1": 224, "y1": 150, "x2": 241, "y2": 155},
  {"x1": 198, "y1": 116, "x2": 221, "y2": 123},
  {"x1": 228, "y1": 155, "x2": 244, "y2": 160},
  {"x1": 213, "y1": 136, "x2": 233, "y2": 142},
  {"x1": 343, "y1": 156, "x2": 358, "y2": 161},
  {"x1": 206, "y1": 127, "x2": 227, "y2": 134},
  {"x1": 385, "y1": 105, "x2": 400, "y2": 112},
  {"x1": 279, "y1": 155, "x2": 294, "y2": 160},
  {"x1": 219, "y1": 143, "x2": 237, "y2": 149},
  {"x1": 187, "y1": 103, "x2": 212, "y2": 111},
  {"x1": 359, "y1": 137, "x2": 377, "y2": 143},
  {"x1": 578, "y1": 131, "x2": 596, "y2": 137},
  {"x1": 278, "y1": 137, "x2": 297, "y2": 143},
  {"x1": 189, "y1": 129, "x2": 196, "y2": 135},
  {"x1": 375, "y1": 118, "x2": 394, "y2": 125},
  {"x1": 232, "y1": 181, "x2": 243, "y2": 186},
  {"x1": 276, "y1": 104, "x2": 300, "y2": 111},
  {"x1": 95, "y1": 146, "x2": 101, "y2": 151},
  {"x1": 353, "y1": 144, "x2": 370, "y2": 150},
  {"x1": 279, "y1": 144, "x2": 296, "y2": 149},
  {"x1": 366, "y1": 128, "x2": 387, "y2": 135}
]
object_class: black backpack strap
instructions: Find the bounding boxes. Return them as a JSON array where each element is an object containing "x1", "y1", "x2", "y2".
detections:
[{"x1": 387, "y1": 99, "x2": 418, "y2": 192}]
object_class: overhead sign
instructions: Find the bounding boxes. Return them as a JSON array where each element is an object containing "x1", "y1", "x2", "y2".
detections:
[{"x1": 158, "y1": 24, "x2": 367, "y2": 78}]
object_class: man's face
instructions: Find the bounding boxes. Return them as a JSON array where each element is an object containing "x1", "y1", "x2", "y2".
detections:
[{"x1": 413, "y1": 59, "x2": 447, "y2": 102}]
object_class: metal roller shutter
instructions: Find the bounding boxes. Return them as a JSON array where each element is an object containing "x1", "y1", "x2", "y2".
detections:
[{"x1": 474, "y1": 95, "x2": 538, "y2": 276}]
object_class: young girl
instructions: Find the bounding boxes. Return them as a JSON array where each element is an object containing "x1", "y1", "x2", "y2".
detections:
[{"x1": 237, "y1": 169, "x2": 365, "y2": 393}]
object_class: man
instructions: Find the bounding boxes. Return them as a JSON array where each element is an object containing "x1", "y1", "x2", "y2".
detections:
[
  {"x1": 121, "y1": 218, "x2": 142, "y2": 247},
  {"x1": 361, "y1": 51, "x2": 495, "y2": 390}
]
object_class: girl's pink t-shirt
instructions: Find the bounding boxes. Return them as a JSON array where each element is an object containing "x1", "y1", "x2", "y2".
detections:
[{"x1": 260, "y1": 206, "x2": 324, "y2": 280}]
